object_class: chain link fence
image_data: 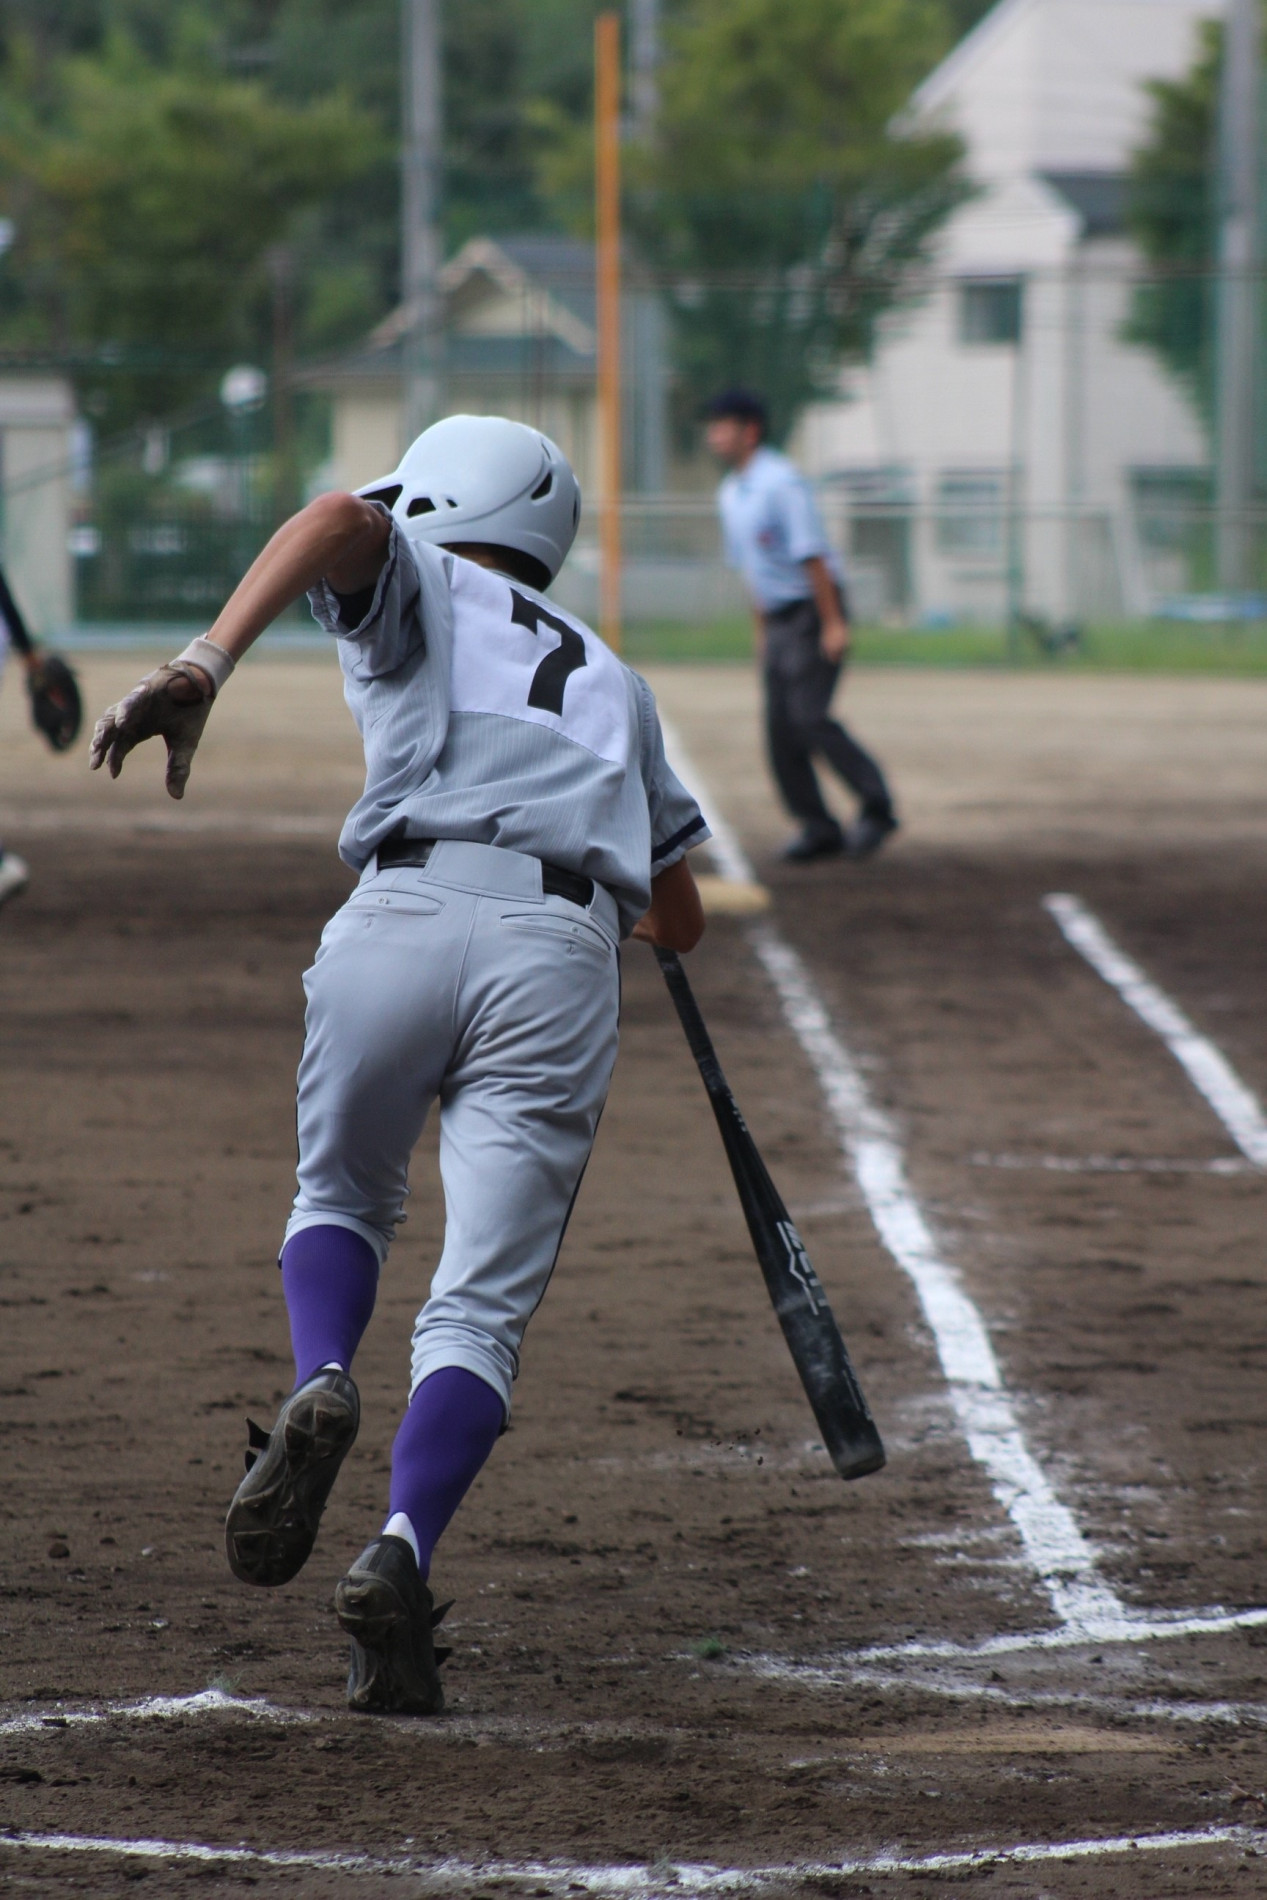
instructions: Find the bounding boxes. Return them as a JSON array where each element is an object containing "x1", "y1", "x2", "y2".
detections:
[{"x1": 2, "y1": 256, "x2": 1265, "y2": 652}]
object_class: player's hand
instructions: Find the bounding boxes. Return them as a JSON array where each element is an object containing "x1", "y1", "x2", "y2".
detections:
[
  {"x1": 631, "y1": 857, "x2": 706, "y2": 953},
  {"x1": 819, "y1": 614, "x2": 851, "y2": 664},
  {"x1": 89, "y1": 663, "x2": 214, "y2": 800}
]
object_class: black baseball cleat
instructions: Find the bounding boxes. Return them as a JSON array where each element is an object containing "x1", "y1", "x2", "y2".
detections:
[
  {"x1": 224, "y1": 1369, "x2": 360, "y2": 1587},
  {"x1": 782, "y1": 825, "x2": 845, "y2": 863},
  {"x1": 334, "y1": 1534, "x2": 452, "y2": 1716},
  {"x1": 843, "y1": 811, "x2": 898, "y2": 860}
]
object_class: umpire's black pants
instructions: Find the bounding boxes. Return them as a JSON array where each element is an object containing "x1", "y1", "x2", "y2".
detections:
[{"x1": 762, "y1": 597, "x2": 893, "y2": 840}]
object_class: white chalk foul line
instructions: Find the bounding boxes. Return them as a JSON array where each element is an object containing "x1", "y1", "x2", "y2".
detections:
[
  {"x1": 747, "y1": 922, "x2": 1132, "y2": 1640},
  {"x1": 0, "y1": 1824, "x2": 1258, "y2": 1888},
  {"x1": 735, "y1": 1597, "x2": 1267, "y2": 1685},
  {"x1": 970, "y1": 1150, "x2": 1251, "y2": 1176},
  {"x1": 753, "y1": 1653, "x2": 1267, "y2": 1727},
  {"x1": 1044, "y1": 892, "x2": 1267, "y2": 1167},
  {"x1": 0, "y1": 1688, "x2": 311, "y2": 1737},
  {"x1": 662, "y1": 722, "x2": 1127, "y2": 1641}
]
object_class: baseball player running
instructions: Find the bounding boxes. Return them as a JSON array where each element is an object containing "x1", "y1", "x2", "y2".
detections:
[{"x1": 90, "y1": 415, "x2": 709, "y2": 1715}]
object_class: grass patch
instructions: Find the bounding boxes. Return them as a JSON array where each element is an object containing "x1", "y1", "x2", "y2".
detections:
[
  {"x1": 622, "y1": 616, "x2": 1267, "y2": 674},
  {"x1": 623, "y1": 618, "x2": 756, "y2": 664},
  {"x1": 692, "y1": 1635, "x2": 727, "y2": 1660}
]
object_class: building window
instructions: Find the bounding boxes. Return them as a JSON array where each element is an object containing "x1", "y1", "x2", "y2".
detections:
[
  {"x1": 1129, "y1": 467, "x2": 1210, "y2": 549},
  {"x1": 958, "y1": 277, "x2": 1023, "y2": 345},
  {"x1": 935, "y1": 471, "x2": 1007, "y2": 557}
]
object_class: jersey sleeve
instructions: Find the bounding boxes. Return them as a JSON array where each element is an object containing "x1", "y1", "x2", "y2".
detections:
[
  {"x1": 635, "y1": 675, "x2": 712, "y2": 873},
  {"x1": 308, "y1": 507, "x2": 446, "y2": 680},
  {"x1": 774, "y1": 469, "x2": 832, "y2": 566}
]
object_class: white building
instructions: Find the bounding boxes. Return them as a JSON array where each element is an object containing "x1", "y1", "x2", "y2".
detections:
[
  {"x1": 0, "y1": 376, "x2": 76, "y2": 636},
  {"x1": 792, "y1": 0, "x2": 1222, "y2": 625}
]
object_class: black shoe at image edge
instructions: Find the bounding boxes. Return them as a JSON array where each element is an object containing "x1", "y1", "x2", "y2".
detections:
[
  {"x1": 224, "y1": 1369, "x2": 360, "y2": 1588},
  {"x1": 334, "y1": 1533, "x2": 451, "y2": 1716}
]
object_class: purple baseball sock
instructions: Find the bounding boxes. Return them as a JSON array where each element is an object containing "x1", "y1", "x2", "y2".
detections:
[
  {"x1": 385, "y1": 1367, "x2": 505, "y2": 1577},
  {"x1": 280, "y1": 1225, "x2": 379, "y2": 1387}
]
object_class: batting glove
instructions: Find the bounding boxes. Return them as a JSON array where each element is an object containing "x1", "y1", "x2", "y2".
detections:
[{"x1": 90, "y1": 637, "x2": 235, "y2": 800}]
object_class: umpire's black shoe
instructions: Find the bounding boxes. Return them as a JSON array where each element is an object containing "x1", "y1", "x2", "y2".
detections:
[
  {"x1": 334, "y1": 1534, "x2": 451, "y2": 1716},
  {"x1": 224, "y1": 1369, "x2": 360, "y2": 1588},
  {"x1": 782, "y1": 825, "x2": 845, "y2": 863},
  {"x1": 843, "y1": 810, "x2": 898, "y2": 860}
]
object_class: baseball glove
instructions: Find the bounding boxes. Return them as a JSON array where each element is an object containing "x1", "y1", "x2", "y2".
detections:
[
  {"x1": 89, "y1": 663, "x2": 213, "y2": 800},
  {"x1": 26, "y1": 651, "x2": 83, "y2": 753}
]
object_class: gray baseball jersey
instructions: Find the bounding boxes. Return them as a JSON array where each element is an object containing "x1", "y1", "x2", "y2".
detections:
[{"x1": 307, "y1": 517, "x2": 709, "y2": 939}]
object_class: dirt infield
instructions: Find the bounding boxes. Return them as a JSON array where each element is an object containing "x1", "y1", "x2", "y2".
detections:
[{"x1": 0, "y1": 657, "x2": 1266, "y2": 1895}]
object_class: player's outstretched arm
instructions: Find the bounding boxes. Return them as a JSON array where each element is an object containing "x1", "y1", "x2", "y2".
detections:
[
  {"x1": 631, "y1": 856, "x2": 706, "y2": 952},
  {"x1": 91, "y1": 494, "x2": 391, "y2": 799}
]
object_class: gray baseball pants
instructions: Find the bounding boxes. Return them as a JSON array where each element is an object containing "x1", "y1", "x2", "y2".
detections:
[{"x1": 284, "y1": 840, "x2": 622, "y2": 1415}]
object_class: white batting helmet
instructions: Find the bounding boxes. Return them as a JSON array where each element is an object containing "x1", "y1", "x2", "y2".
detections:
[{"x1": 358, "y1": 413, "x2": 581, "y2": 588}]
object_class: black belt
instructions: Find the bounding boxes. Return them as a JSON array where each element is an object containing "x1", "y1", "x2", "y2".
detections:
[
  {"x1": 764, "y1": 595, "x2": 816, "y2": 620},
  {"x1": 376, "y1": 834, "x2": 595, "y2": 909}
]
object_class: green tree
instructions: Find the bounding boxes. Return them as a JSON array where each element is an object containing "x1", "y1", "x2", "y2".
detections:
[
  {"x1": 0, "y1": 0, "x2": 610, "y2": 408},
  {"x1": 271, "y1": 0, "x2": 611, "y2": 251},
  {"x1": 0, "y1": 33, "x2": 380, "y2": 431},
  {"x1": 943, "y1": 0, "x2": 995, "y2": 38},
  {"x1": 0, "y1": 0, "x2": 973, "y2": 448},
  {"x1": 1124, "y1": 17, "x2": 1220, "y2": 423},
  {"x1": 629, "y1": 0, "x2": 969, "y2": 440}
]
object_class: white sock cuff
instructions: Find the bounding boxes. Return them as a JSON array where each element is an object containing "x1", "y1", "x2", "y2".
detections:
[
  {"x1": 172, "y1": 635, "x2": 236, "y2": 699},
  {"x1": 383, "y1": 1510, "x2": 420, "y2": 1565}
]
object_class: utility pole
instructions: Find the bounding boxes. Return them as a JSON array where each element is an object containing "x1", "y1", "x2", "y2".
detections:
[
  {"x1": 266, "y1": 244, "x2": 298, "y2": 524},
  {"x1": 1215, "y1": 0, "x2": 1260, "y2": 593},
  {"x1": 629, "y1": 0, "x2": 660, "y2": 134},
  {"x1": 401, "y1": 0, "x2": 443, "y2": 441},
  {"x1": 596, "y1": 12, "x2": 623, "y2": 650}
]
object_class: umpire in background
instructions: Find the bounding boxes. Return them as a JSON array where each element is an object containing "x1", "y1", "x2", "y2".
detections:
[{"x1": 705, "y1": 389, "x2": 897, "y2": 863}]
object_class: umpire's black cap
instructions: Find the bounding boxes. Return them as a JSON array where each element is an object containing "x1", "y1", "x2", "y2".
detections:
[{"x1": 700, "y1": 387, "x2": 769, "y2": 434}]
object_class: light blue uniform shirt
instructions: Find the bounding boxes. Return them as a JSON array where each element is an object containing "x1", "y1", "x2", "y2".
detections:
[
  {"x1": 307, "y1": 516, "x2": 709, "y2": 939},
  {"x1": 716, "y1": 445, "x2": 845, "y2": 613}
]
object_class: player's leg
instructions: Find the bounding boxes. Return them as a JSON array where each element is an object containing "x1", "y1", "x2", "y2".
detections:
[
  {"x1": 336, "y1": 891, "x2": 620, "y2": 1713},
  {"x1": 333, "y1": 1365, "x2": 502, "y2": 1716},
  {"x1": 764, "y1": 606, "x2": 844, "y2": 859},
  {"x1": 225, "y1": 880, "x2": 464, "y2": 1588},
  {"x1": 781, "y1": 616, "x2": 897, "y2": 857},
  {"x1": 812, "y1": 710, "x2": 895, "y2": 837},
  {"x1": 280, "y1": 1224, "x2": 380, "y2": 1387}
]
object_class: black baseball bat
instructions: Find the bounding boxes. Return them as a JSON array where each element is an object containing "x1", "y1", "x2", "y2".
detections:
[{"x1": 654, "y1": 946, "x2": 885, "y2": 1481}]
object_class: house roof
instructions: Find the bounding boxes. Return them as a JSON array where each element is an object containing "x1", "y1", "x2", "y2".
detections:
[
  {"x1": 486, "y1": 236, "x2": 598, "y2": 325},
  {"x1": 317, "y1": 234, "x2": 599, "y2": 387},
  {"x1": 910, "y1": 0, "x2": 1222, "y2": 181}
]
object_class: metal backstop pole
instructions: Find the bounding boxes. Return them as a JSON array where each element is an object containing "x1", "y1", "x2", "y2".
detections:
[
  {"x1": 596, "y1": 11, "x2": 623, "y2": 650},
  {"x1": 402, "y1": 0, "x2": 443, "y2": 440},
  {"x1": 1215, "y1": 0, "x2": 1261, "y2": 592}
]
